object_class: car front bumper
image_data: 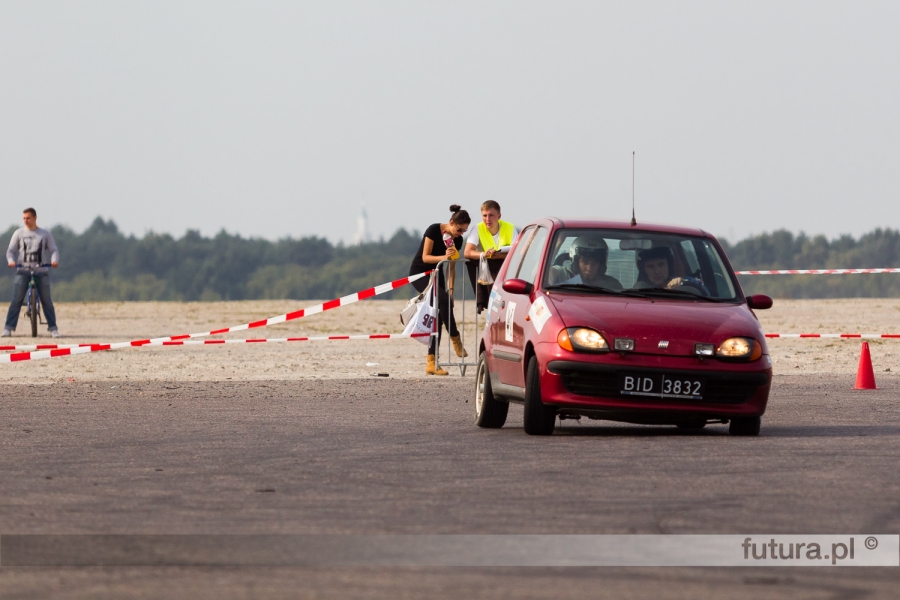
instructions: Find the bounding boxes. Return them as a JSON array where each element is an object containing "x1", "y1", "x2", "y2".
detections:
[{"x1": 539, "y1": 347, "x2": 772, "y2": 418}]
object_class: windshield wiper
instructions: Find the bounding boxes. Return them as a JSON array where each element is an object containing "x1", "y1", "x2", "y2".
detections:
[
  {"x1": 546, "y1": 283, "x2": 732, "y2": 303},
  {"x1": 628, "y1": 287, "x2": 728, "y2": 302},
  {"x1": 545, "y1": 283, "x2": 625, "y2": 295}
]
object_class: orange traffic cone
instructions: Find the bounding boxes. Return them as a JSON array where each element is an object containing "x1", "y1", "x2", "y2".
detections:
[{"x1": 854, "y1": 342, "x2": 877, "y2": 390}]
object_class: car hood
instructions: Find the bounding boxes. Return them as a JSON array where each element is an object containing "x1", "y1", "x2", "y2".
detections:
[{"x1": 545, "y1": 293, "x2": 765, "y2": 356}]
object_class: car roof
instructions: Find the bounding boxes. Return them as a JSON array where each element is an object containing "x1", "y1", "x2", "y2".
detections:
[{"x1": 531, "y1": 217, "x2": 710, "y2": 238}]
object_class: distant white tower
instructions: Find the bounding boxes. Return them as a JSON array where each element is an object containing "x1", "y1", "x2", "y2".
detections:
[{"x1": 353, "y1": 204, "x2": 371, "y2": 245}]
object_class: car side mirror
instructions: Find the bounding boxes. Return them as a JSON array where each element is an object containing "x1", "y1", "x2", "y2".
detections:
[
  {"x1": 502, "y1": 279, "x2": 533, "y2": 295},
  {"x1": 747, "y1": 294, "x2": 773, "y2": 310}
]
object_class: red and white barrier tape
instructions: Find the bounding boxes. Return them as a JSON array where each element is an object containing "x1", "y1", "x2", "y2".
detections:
[
  {"x1": 0, "y1": 270, "x2": 431, "y2": 364},
  {"x1": 1, "y1": 343, "x2": 86, "y2": 351},
  {"x1": 765, "y1": 333, "x2": 900, "y2": 339},
  {"x1": 0, "y1": 333, "x2": 435, "y2": 363},
  {"x1": 736, "y1": 268, "x2": 900, "y2": 275},
  {"x1": 146, "y1": 270, "x2": 430, "y2": 340},
  {"x1": 8, "y1": 331, "x2": 898, "y2": 352}
]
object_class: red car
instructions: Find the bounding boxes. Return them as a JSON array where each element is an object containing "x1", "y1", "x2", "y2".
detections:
[{"x1": 474, "y1": 218, "x2": 773, "y2": 436}]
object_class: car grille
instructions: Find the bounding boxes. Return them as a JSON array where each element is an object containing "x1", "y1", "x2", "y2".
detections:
[{"x1": 558, "y1": 368, "x2": 765, "y2": 404}]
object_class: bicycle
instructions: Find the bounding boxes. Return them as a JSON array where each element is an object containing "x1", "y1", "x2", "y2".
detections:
[{"x1": 16, "y1": 264, "x2": 51, "y2": 338}]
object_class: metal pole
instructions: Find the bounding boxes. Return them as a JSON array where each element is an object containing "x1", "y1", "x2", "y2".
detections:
[
  {"x1": 435, "y1": 258, "x2": 479, "y2": 376},
  {"x1": 433, "y1": 263, "x2": 441, "y2": 368}
]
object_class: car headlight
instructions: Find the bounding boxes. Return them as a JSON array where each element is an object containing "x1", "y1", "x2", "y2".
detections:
[
  {"x1": 558, "y1": 327, "x2": 609, "y2": 352},
  {"x1": 716, "y1": 337, "x2": 762, "y2": 361}
]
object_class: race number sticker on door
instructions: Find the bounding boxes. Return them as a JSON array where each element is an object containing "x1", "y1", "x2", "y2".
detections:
[
  {"x1": 527, "y1": 296, "x2": 552, "y2": 334},
  {"x1": 505, "y1": 301, "x2": 516, "y2": 342},
  {"x1": 487, "y1": 289, "x2": 498, "y2": 313}
]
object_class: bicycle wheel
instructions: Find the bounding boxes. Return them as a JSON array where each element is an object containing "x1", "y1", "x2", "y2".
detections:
[{"x1": 29, "y1": 287, "x2": 39, "y2": 337}]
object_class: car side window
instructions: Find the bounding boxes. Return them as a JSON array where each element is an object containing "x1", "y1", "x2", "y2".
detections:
[
  {"x1": 503, "y1": 227, "x2": 535, "y2": 282},
  {"x1": 514, "y1": 227, "x2": 549, "y2": 284}
]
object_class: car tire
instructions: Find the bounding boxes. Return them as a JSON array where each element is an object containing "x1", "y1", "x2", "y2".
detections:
[
  {"x1": 523, "y1": 356, "x2": 556, "y2": 436},
  {"x1": 729, "y1": 416, "x2": 761, "y2": 436},
  {"x1": 475, "y1": 352, "x2": 508, "y2": 428}
]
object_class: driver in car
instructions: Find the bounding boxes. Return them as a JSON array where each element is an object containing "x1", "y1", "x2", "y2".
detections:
[
  {"x1": 549, "y1": 234, "x2": 623, "y2": 290},
  {"x1": 633, "y1": 246, "x2": 676, "y2": 289},
  {"x1": 633, "y1": 246, "x2": 709, "y2": 296}
]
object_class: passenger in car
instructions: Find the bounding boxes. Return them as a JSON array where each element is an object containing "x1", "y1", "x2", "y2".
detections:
[
  {"x1": 633, "y1": 246, "x2": 676, "y2": 289},
  {"x1": 548, "y1": 234, "x2": 623, "y2": 289}
]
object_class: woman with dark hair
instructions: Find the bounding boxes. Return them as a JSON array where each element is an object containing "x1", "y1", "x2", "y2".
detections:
[{"x1": 408, "y1": 204, "x2": 472, "y2": 375}]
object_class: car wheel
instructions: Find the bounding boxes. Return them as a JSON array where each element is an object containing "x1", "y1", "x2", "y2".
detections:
[
  {"x1": 729, "y1": 416, "x2": 761, "y2": 436},
  {"x1": 475, "y1": 352, "x2": 508, "y2": 428},
  {"x1": 523, "y1": 356, "x2": 556, "y2": 435}
]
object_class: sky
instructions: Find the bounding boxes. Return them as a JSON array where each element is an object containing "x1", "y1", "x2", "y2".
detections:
[{"x1": 1, "y1": 1, "x2": 898, "y2": 245}]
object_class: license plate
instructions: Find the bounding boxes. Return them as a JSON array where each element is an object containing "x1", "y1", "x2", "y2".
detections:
[{"x1": 618, "y1": 373, "x2": 706, "y2": 400}]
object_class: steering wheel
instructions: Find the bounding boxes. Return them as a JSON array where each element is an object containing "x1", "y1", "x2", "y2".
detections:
[{"x1": 670, "y1": 276, "x2": 710, "y2": 297}]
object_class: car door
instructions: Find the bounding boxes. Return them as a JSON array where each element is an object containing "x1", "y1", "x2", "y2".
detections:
[
  {"x1": 493, "y1": 226, "x2": 550, "y2": 387},
  {"x1": 489, "y1": 227, "x2": 534, "y2": 385}
]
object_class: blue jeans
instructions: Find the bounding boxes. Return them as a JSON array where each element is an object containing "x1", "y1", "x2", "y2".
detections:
[{"x1": 5, "y1": 272, "x2": 57, "y2": 330}]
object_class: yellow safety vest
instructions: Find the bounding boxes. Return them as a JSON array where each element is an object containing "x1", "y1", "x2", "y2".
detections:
[{"x1": 477, "y1": 220, "x2": 515, "y2": 252}]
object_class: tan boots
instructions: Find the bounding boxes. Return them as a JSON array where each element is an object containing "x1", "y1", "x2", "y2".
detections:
[
  {"x1": 426, "y1": 354, "x2": 448, "y2": 376},
  {"x1": 450, "y1": 335, "x2": 468, "y2": 358},
  {"x1": 426, "y1": 336, "x2": 466, "y2": 375}
]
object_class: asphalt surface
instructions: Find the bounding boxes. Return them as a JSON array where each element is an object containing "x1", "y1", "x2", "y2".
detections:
[{"x1": 1, "y1": 374, "x2": 899, "y2": 598}]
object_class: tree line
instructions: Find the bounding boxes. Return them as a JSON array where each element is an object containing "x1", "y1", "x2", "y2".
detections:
[
  {"x1": 0, "y1": 217, "x2": 420, "y2": 302},
  {"x1": 722, "y1": 228, "x2": 900, "y2": 298},
  {"x1": 1, "y1": 218, "x2": 899, "y2": 301}
]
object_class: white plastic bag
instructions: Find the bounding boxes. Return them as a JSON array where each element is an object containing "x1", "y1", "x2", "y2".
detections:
[
  {"x1": 400, "y1": 273, "x2": 434, "y2": 326},
  {"x1": 401, "y1": 290, "x2": 436, "y2": 345},
  {"x1": 477, "y1": 254, "x2": 494, "y2": 285},
  {"x1": 401, "y1": 294, "x2": 422, "y2": 326}
]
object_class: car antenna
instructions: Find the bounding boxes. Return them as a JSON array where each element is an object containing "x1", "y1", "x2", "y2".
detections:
[{"x1": 630, "y1": 151, "x2": 637, "y2": 226}]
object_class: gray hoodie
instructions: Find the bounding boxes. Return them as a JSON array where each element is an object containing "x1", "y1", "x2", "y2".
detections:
[{"x1": 6, "y1": 227, "x2": 59, "y2": 271}]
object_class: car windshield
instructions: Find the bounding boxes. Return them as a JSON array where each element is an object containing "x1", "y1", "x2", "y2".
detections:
[{"x1": 542, "y1": 228, "x2": 739, "y2": 301}]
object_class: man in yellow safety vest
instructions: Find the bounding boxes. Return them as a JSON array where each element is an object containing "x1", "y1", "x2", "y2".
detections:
[{"x1": 464, "y1": 200, "x2": 518, "y2": 313}]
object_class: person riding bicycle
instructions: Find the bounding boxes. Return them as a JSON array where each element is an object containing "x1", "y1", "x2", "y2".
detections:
[{"x1": 2, "y1": 208, "x2": 60, "y2": 337}]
